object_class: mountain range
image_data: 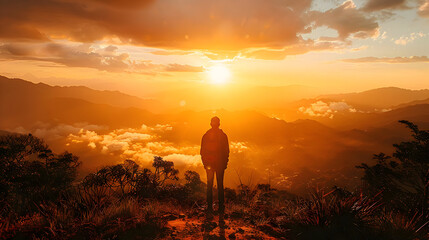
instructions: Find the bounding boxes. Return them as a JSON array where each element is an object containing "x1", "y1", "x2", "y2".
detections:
[{"x1": 1, "y1": 75, "x2": 429, "y2": 192}]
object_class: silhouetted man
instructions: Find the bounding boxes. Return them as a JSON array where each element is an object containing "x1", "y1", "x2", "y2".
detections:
[{"x1": 200, "y1": 116, "x2": 229, "y2": 214}]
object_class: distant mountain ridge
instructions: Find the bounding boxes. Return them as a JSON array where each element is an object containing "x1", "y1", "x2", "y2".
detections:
[
  {"x1": 392, "y1": 97, "x2": 429, "y2": 109},
  {"x1": 0, "y1": 75, "x2": 160, "y2": 112},
  {"x1": 2, "y1": 75, "x2": 429, "y2": 132},
  {"x1": 318, "y1": 87, "x2": 429, "y2": 109}
]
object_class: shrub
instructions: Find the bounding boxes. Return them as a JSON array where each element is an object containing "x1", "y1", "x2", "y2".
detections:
[
  {"x1": 0, "y1": 134, "x2": 80, "y2": 216},
  {"x1": 279, "y1": 189, "x2": 382, "y2": 240}
]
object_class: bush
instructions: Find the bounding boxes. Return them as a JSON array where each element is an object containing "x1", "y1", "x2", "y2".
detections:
[
  {"x1": 0, "y1": 134, "x2": 80, "y2": 216},
  {"x1": 357, "y1": 120, "x2": 429, "y2": 215}
]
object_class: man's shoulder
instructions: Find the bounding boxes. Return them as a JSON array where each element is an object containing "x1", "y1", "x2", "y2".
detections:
[
  {"x1": 203, "y1": 128, "x2": 227, "y2": 137},
  {"x1": 219, "y1": 129, "x2": 227, "y2": 136},
  {"x1": 202, "y1": 129, "x2": 213, "y2": 139}
]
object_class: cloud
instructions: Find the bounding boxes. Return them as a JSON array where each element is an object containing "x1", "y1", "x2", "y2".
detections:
[
  {"x1": 419, "y1": 0, "x2": 429, "y2": 17},
  {"x1": 163, "y1": 154, "x2": 201, "y2": 167},
  {"x1": 231, "y1": 142, "x2": 248, "y2": 153},
  {"x1": 0, "y1": 0, "x2": 398, "y2": 61},
  {"x1": 309, "y1": 1, "x2": 379, "y2": 40},
  {"x1": 0, "y1": 42, "x2": 204, "y2": 73},
  {"x1": 65, "y1": 123, "x2": 204, "y2": 167},
  {"x1": 164, "y1": 64, "x2": 204, "y2": 72},
  {"x1": 89, "y1": 0, "x2": 155, "y2": 9},
  {"x1": 342, "y1": 56, "x2": 429, "y2": 63},
  {"x1": 240, "y1": 40, "x2": 349, "y2": 60},
  {"x1": 363, "y1": 0, "x2": 407, "y2": 11},
  {"x1": 150, "y1": 50, "x2": 194, "y2": 56},
  {"x1": 0, "y1": 0, "x2": 312, "y2": 51},
  {"x1": 299, "y1": 101, "x2": 356, "y2": 118},
  {"x1": 0, "y1": 0, "x2": 393, "y2": 60},
  {"x1": 63, "y1": 122, "x2": 249, "y2": 169},
  {"x1": 11, "y1": 122, "x2": 106, "y2": 141},
  {"x1": 393, "y1": 32, "x2": 427, "y2": 45}
]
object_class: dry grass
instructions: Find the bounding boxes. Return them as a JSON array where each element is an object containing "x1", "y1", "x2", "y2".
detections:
[
  {"x1": 0, "y1": 198, "x2": 169, "y2": 239},
  {"x1": 1, "y1": 186, "x2": 427, "y2": 239}
]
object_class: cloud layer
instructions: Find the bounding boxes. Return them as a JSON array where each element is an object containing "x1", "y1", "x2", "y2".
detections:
[
  {"x1": 342, "y1": 56, "x2": 429, "y2": 63},
  {"x1": 299, "y1": 101, "x2": 357, "y2": 118},
  {"x1": 0, "y1": 0, "x2": 402, "y2": 61},
  {"x1": 65, "y1": 123, "x2": 248, "y2": 168},
  {"x1": 0, "y1": 42, "x2": 203, "y2": 74},
  {"x1": 0, "y1": 0, "x2": 311, "y2": 50},
  {"x1": 363, "y1": 0, "x2": 407, "y2": 11},
  {"x1": 0, "y1": 0, "x2": 427, "y2": 64},
  {"x1": 310, "y1": 1, "x2": 379, "y2": 40},
  {"x1": 419, "y1": 0, "x2": 429, "y2": 17}
]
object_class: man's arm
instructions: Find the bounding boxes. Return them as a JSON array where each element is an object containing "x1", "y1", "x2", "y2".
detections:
[
  {"x1": 200, "y1": 135, "x2": 204, "y2": 156},
  {"x1": 223, "y1": 133, "x2": 229, "y2": 168},
  {"x1": 200, "y1": 133, "x2": 207, "y2": 166}
]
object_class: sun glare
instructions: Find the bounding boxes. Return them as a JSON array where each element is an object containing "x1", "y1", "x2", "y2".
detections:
[{"x1": 208, "y1": 65, "x2": 231, "y2": 84}]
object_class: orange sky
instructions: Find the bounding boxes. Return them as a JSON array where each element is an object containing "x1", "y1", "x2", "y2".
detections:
[{"x1": 1, "y1": 0, "x2": 429, "y2": 97}]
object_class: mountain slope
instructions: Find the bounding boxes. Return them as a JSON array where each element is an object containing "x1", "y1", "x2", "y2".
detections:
[
  {"x1": 0, "y1": 75, "x2": 161, "y2": 112},
  {"x1": 313, "y1": 104, "x2": 429, "y2": 130},
  {"x1": 0, "y1": 96, "x2": 159, "y2": 129},
  {"x1": 319, "y1": 87, "x2": 429, "y2": 109},
  {"x1": 392, "y1": 97, "x2": 429, "y2": 109}
]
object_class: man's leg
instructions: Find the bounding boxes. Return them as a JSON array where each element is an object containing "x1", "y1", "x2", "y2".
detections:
[
  {"x1": 206, "y1": 168, "x2": 214, "y2": 212},
  {"x1": 216, "y1": 169, "x2": 225, "y2": 213}
]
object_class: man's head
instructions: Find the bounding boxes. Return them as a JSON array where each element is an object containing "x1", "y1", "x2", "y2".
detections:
[{"x1": 210, "y1": 116, "x2": 220, "y2": 129}]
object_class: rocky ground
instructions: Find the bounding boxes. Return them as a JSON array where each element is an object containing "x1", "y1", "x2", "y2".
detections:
[{"x1": 162, "y1": 208, "x2": 285, "y2": 240}]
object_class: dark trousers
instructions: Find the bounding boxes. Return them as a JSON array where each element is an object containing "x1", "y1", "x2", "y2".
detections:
[{"x1": 206, "y1": 168, "x2": 225, "y2": 211}]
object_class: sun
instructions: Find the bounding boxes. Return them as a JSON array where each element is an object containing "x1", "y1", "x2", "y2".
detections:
[{"x1": 208, "y1": 65, "x2": 231, "y2": 84}]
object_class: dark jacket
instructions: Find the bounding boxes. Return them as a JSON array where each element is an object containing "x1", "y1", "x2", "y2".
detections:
[{"x1": 200, "y1": 128, "x2": 229, "y2": 170}]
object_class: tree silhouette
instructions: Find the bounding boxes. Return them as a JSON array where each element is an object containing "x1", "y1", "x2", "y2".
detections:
[
  {"x1": 0, "y1": 134, "x2": 80, "y2": 215},
  {"x1": 152, "y1": 156, "x2": 179, "y2": 186},
  {"x1": 184, "y1": 170, "x2": 204, "y2": 193},
  {"x1": 357, "y1": 120, "x2": 429, "y2": 215},
  {"x1": 81, "y1": 156, "x2": 179, "y2": 199}
]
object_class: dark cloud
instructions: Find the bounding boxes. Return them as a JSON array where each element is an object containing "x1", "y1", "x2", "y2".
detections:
[
  {"x1": 0, "y1": 0, "x2": 387, "y2": 60},
  {"x1": 89, "y1": 0, "x2": 155, "y2": 8},
  {"x1": 0, "y1": 0, "x2": 313, "y2": 51},
  {"x1": 419, "y1": 0, "x2": 429, "y2": 17},
  {"x1": 342, "y1": 56, "x2": 429, "y2": 63},
  {"x1": 0, "y1": 42, "x2": 130, "y2": 71},
  {"x1": 0, "y1": 42, "x2": 203, "y2": 73},
  {"x1": 363, "y1": 0, "x2": 407, "y2": 12},
  {"x1": 0, "y1": 21, "x2": 48, "y2": 41},
  {"x1": 0, "y1": 0, "x2": 107, "y2": 42},
  {"x1": 310, "y1": 1, "x2": 379, "y2": 40}
]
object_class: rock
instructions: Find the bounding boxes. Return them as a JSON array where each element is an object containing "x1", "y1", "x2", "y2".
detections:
[
  {"x1": 163, "y1": 213, "x2": 178, "y2": 221},
  {"x1": 179, "y1": 214, "x2": 186, "y2": 219},
  {"x1": 201, "y1": 221, "x2": 217, "y2": 232},
  {"x1": 230, "y1": 211, "x2": 242, "y2": 219},
  {"x1": 257, "y1": 224, "x2": 283, "y2": 238}
]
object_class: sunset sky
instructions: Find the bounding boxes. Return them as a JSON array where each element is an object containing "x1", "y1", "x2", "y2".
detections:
[{"x1": 1, "y1": 0, "x2": 429, "y2": 97}]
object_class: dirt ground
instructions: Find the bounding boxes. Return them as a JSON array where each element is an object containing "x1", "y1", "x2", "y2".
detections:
[{"x1": 163, "y1": 211, "x2": 285, "y2": 240}]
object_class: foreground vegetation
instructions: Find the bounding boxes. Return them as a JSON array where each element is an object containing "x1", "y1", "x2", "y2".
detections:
[{"x1": 0, "y1": 121, "x2": 428, "y2": 239}]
